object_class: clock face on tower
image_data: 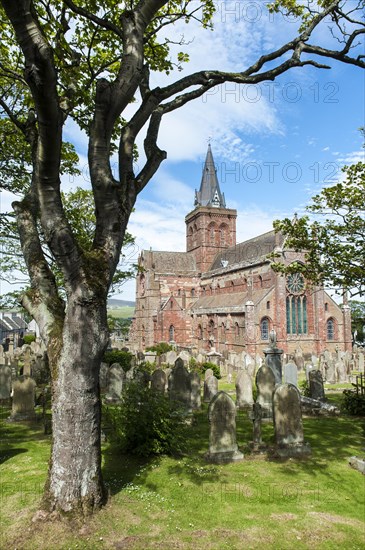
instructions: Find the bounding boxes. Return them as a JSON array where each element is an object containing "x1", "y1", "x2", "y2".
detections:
[{"x1": 286, "y1": 273, "x2": 305, "y2": 294}]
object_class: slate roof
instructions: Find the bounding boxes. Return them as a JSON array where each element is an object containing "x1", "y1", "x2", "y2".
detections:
[
  {"x1": 141, "y1": 250, "x2": 198, "y2": 275},
  {"x1": 194, "y1": 145, "x2": 226, "y2": 208},
  {"x1": 191, "y1": 288, "x2": 272, "y2": 314},
  {"x1": 208, "y1": 229, "x2": 285, "y2": 273}
]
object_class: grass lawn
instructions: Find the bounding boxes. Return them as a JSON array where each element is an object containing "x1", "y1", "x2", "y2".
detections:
[
  {"x1": 1, "y1": 389, "x2": 364, "y2": 550},
  {"x1": 107, "y1": 306, "x2": 135, "y2": 319}
]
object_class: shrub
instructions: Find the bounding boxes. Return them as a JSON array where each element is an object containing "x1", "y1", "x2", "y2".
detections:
[
  {"x1": 102, "y1": 382, "x2": 186, "y2": 456},
  {"x1": 103, "y1": 350, "x2": 133, "y2": 371},
  {"x1": 201, "y1": 362, "x2": 221, "y2": 380},
  {"x1": 299, "y1": 379, "x2": 311, "y2": 397},
  {"x1": 145, "y1": 342, "x2": 173, "y2": 356},
  {"x1": 23, "y1": 334, "x2": 36, "y2": 345},
  {"x1": 342, "y1": 390, "x2": 365, "y2": 416}
]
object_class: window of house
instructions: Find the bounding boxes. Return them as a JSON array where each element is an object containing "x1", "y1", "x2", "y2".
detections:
[
  {"x1": 286, "y1": 295, "x2": 308, "y2": 334},
  {"x1": 327, "y1": 318, "x2": 335, "y2": 340},
  {"x1": 261, "y1": 318, "x2": 269, "y2": 340},
  {"x1": 169, "y1": 325, "x2": 175, "y2": 341}
]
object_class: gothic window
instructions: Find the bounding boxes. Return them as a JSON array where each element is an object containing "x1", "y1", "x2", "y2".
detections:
[
  {"x1": 208, "y1": 223, "x2": 216, "y2": 244},
  {"x1": 178, "y1": 289, "x2": 181, "y2": 296},
  {"x1": 327, "y1": 318, "x2": 335, "y2": 340},
  {"x1": 258, "y1": 275, "x2": 263, "y2": 288},
  {"x1": 169, "y1": 325, "x2": 175, "y2": 341},
  {"x1": 191, "y1": 288, "x2": 195, "y2": 297},
  {"x1": 234, "y1": 322, "x2": 240, "y2": 340},
  {"x1": 197, "y1": 324, "x2": 203, "y2": 339},
  {"x1": 261, "y1": 318, "x2": 269, "y2": 340},
  {"x1": 220, "y1": 224, "x2": 227, "y2": 246},
  {"x1": 286, "y1": 295, "x2": 308, "y2": 334},
  {"x1": 266, "y1": 301, "x2": 270, "y2": 310},
  {"x1": 325, "y1": 302, "x2": 328, "y2": 311}
]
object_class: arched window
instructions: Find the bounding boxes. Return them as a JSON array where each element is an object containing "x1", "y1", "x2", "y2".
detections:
[
  {"x1": 261, "y1": 318, "x2": 269, "y2": 340},
  {"x1": 191, "y1": 288, "x2": 195, "y2": 297},
  {"x1": 169, "y1": 325, "x2": 175, "y2": 341},
  {"x1": 208, "y1": 223, "x2": 216, "y2": 244},
  {"x1": 197, "y1": 324, "x2": 203, "y2": 339},
  {"x1": 286, "y1": 295, "x2": 308, "y2": 334},
  {"x1": 235, "y1": 322, "x2": 240, "y2": 340},
  {"x1": 327, "y1": 318, "x2": 335, "y2": 340},
  {"x1": 258, "y1": 275, "x2": 263, "y2": 288},
  {"x1": 220, "y1": 224, "x2": 228, "y2": 246}
]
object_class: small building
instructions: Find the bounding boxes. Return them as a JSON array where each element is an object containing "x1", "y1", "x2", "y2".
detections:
[{"x1": 130, "y1": 145, "x2": 352, "y2": 356}]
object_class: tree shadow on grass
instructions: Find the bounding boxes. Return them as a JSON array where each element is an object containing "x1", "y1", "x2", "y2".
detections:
[{"x1": 0, "y1": 447, "x2": 28, "y2": 464}]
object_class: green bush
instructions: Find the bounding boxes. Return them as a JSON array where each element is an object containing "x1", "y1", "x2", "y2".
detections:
[
  {"x1": 299, "y1": 379, "x2": 311, "y2": 397},
  {"x1": 103, "y1": 350, "x2": 133, "y2": 371},
  {"x1": 342, "y1": 390, "x2": 365, "y2": 416},
  {"x1": 102, "y1": 382, "x2": 186, "y2": 457},
  {"x1": 23, "y1": 334, "x2": 36, "y2": 345},
  {"x1": 201, "y1": 362, "x2": 221, "y2": 380},
  {"x1": 145, "y1": 342, "x2": 173, "y2": 356}
]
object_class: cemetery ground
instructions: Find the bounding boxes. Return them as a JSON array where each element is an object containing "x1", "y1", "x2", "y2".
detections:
[{"x1": 0, "y1": 388, "x2": 364, "y2": 550}]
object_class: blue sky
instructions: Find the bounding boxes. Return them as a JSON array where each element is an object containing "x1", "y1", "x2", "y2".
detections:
[{"x1": 0, "y1": 2, "x2": 364, "y2": 302}]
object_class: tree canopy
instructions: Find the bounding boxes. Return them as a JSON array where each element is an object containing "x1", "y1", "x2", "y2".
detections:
[{"x1": 272, "y1": 161, "x2": 365, "y2": 298}]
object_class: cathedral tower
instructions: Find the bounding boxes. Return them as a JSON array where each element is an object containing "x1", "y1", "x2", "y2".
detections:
[{"x1": 185, "y1": 145, "x2": 237, "y2": 272}]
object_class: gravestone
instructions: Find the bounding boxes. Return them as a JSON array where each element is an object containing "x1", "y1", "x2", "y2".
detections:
[
  {"x1": 206, "y1": 391, "x2": 243, "y2": 463},
  {"x1": 0, "y1": 365, "x2": 12, "y2": 400},
  {"x1": 204, "y1": 368, "x2": 214, "y2": 381},
  {"x1": 196, "y1": 353, "x2": 205, "y2": 365},
  {"x1": 0, "y1": 345, "x2": 5, "y2": 364},
  {"x1": 284, "y1": 362, "x2": 298, "y2": 387},
  {"x1": 151, "y1": 368, "x2": 167, "y2": 393},
  {"x1": 294, "y1": 348, "x2": 305, "y2": 370},
  {"x1": 178, "y1": 350, "x2": 191, "y2": 365},
  {"x1": 336, "y1": 360, "x2": 348, "y2": 383},
  {"x1": 144, "y1": 352, "x2": 157, "y2": 364},
  {"x1": 309, "y1": 370, "x2": 325, "y2": 401},
  {"x1": 99, "y1": 362, "x2": 109, "y2": 390},
  {"x1": 305, "y1": 364, "x2": 314, "y2": 381},
  {"x1": 23, "y1": 347, "x2": 32, "y2": 377},
  {"x1": 325, "y1": 358, "x2": 336, "y2": 384},
  {"x1": 168, "y1": 358, "x2": 191, "y2": 412},
  {"x1": 235, "y1": 370, "x2": 254, "y2": 410},
  {"x1": 359, "y1": 353, "x2": 364, "y2": 373},
  {"x1": 311, "y1": 355, "x2": 319, "y2": 368},
  {"x1": 245, "y1": 353, "x2": 255, "y2": 377},
  {"x1": 164, "y1": 368, "x2": 172, "y2": 391},
  {"x1": 204, "y1": 375, "x2": 218, "y2": 402},
  {"x1": 273, "y1": 384, "x2": 311, "y2": 457},
  {"x1": 189, "y1": 371, "x2": 201, "y2": 410},
  {"x1": 250, "y1": 402, "x2": 266, "y2": 452},
  {"x1": 255, "y1": 365, "x2": 275, "y2": 418},
  {"x1": 10, "y1": 377, "x2": 37, "y2": 421},
  {"x1": 105, "y1": 363, "x2": 125, "y2": 401},
  {"x1": 166, "y1": 350, "x2": 177, "y2": 366},
  {"x1": 263, "y1": 331, "x2": 283, "y2": 384}
]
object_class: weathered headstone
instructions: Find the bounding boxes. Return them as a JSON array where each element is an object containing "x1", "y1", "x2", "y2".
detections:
[
  {"x1": 309, "y1": 370, "x2": 325, "y2": 401},
  {"x1": 0, "y1": 365, "x2": 12, "y2": 400},
  {"x1": 206, "y1": 391, "x2": 243, "y2": 463},
  {"x1": 168, "y1": 358, "x2": 191, "y2": 411},
  {"x1": 294, "y1": 348, "x2": 305, "y2": 370},
  {"x1": 23, "y1": 347, "x2": 32, "y2": 377},
  {"x1": 144, "y1": 352, "x2": 157, "y2": 364},
  {"x1": 284, "y1": 362, "x2": 298, "y2": 387},
  {"x1": 178, "y1": 350, "x2": 191, "y2": 365},
  {"x1": 273, "y1": 384, "x2": 311, "y2": 457},
  {"x1": 166, "y1": 350, "x2": 177, "y2": 366},
  {"x1": 255, "y1": 365, "x2": 275, "y2": 418},
  {"x1": 235, "y1": 370, "x2": 254, "y2": 410},
  {"x1": 263, "y1": 331, "x2": 283, "y2": 384},
  {"x1": 99, "y1": 362, "x2": 109, "y2": 390},
  {"x1": 336, "y1": 359, "x2": 348, "y2": 383},
  {"x1": 164, "y1": 367, "x2": 172, "y2": 391},
  {"x1": 204, "y1": 375, "x2": 218, "y2": 402},
  {"x1": 305, "y1": 364, "x2": 314, "y2": 381},
  {"x1": 0, "y1": 345, "x2": 5, "y2": 365},
  {"x1": 359, "y1": 353, "x2": 364, "y2": 373},
  {"x1": 151, "y1": 368, "x2": 167, "y2": 392},
  {"x1": 105, "y1": 363, "x2": 125, "y2": 401},
  {"x1": 10, "y1": 377, "x2": 37, "y2": 421},
  {"x1": 324, "y1": 358, "x2": 336, "y2": 384},
  {"x1": 204, "y1": 368, "x2": 214, "y2": 381},
  {"x1": 250, "y1": 402, "x2": 266, "y2": 452},
  {"x1": 189, "y1": 371, "x2": 201, "y2": 410}
]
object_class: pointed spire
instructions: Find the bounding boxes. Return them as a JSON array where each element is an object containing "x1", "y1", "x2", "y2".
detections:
[{"x1": 195, "y1": 144, "x2": 226, "y2": 208}]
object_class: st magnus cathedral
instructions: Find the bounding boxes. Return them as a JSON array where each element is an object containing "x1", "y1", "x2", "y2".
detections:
[{"x1": 129, "y1": 146, "x2": 352, "y2": 356}]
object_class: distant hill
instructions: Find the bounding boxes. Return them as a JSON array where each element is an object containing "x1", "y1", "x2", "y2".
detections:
[{"x1": 108, "y1": 298, "x2": 135, "y2": 308}]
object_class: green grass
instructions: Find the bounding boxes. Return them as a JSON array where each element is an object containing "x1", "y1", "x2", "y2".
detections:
[
  {"x1": 1, "y1": 391, "x2": 365, "y2": 550},
  {"x1": 107, "y1": 306, "x2": 135, "y2": 319}
]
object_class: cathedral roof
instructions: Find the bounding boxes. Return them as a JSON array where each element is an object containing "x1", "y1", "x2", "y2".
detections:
[
  {"x1": 207, "y1": 229, "x2": 285, "y2": 273},
  {"x1": 191, "y1": 288, "x2": 272, "y2": 314},
  {"x1": 141, "y1": 250, "x2": 197, "y2": 274},
  {"x1": 194, "y1": 144, "x2": 226, "y2": 208}
]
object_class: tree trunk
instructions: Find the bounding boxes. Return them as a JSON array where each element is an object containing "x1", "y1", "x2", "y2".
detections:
[{"x1": 43, "y1": 297, "x2": 109, "y2": 514}]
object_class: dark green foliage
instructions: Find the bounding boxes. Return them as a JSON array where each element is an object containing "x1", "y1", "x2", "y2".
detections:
[
  {"x1": 299, "y1": 379, "x2": 311, "y2": 397},
  {"x1": 342, "y1": 390, "x2": 365, "y2": 416},
  {"x1": 102, "y1": 383, "x2": 186, "y2": 457},
  {"x1": 23, "y1": 334, "x2": 36, "y2": 345},
  {"x1": 145, "y1": 342, "x2": 173, "y2": 356},
  {"x1": 201, "y1": 362, "x2": 221, "y2": 380},
  {"x1": 103, "y1": 350, "x2": 133, "y2": 371}
]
